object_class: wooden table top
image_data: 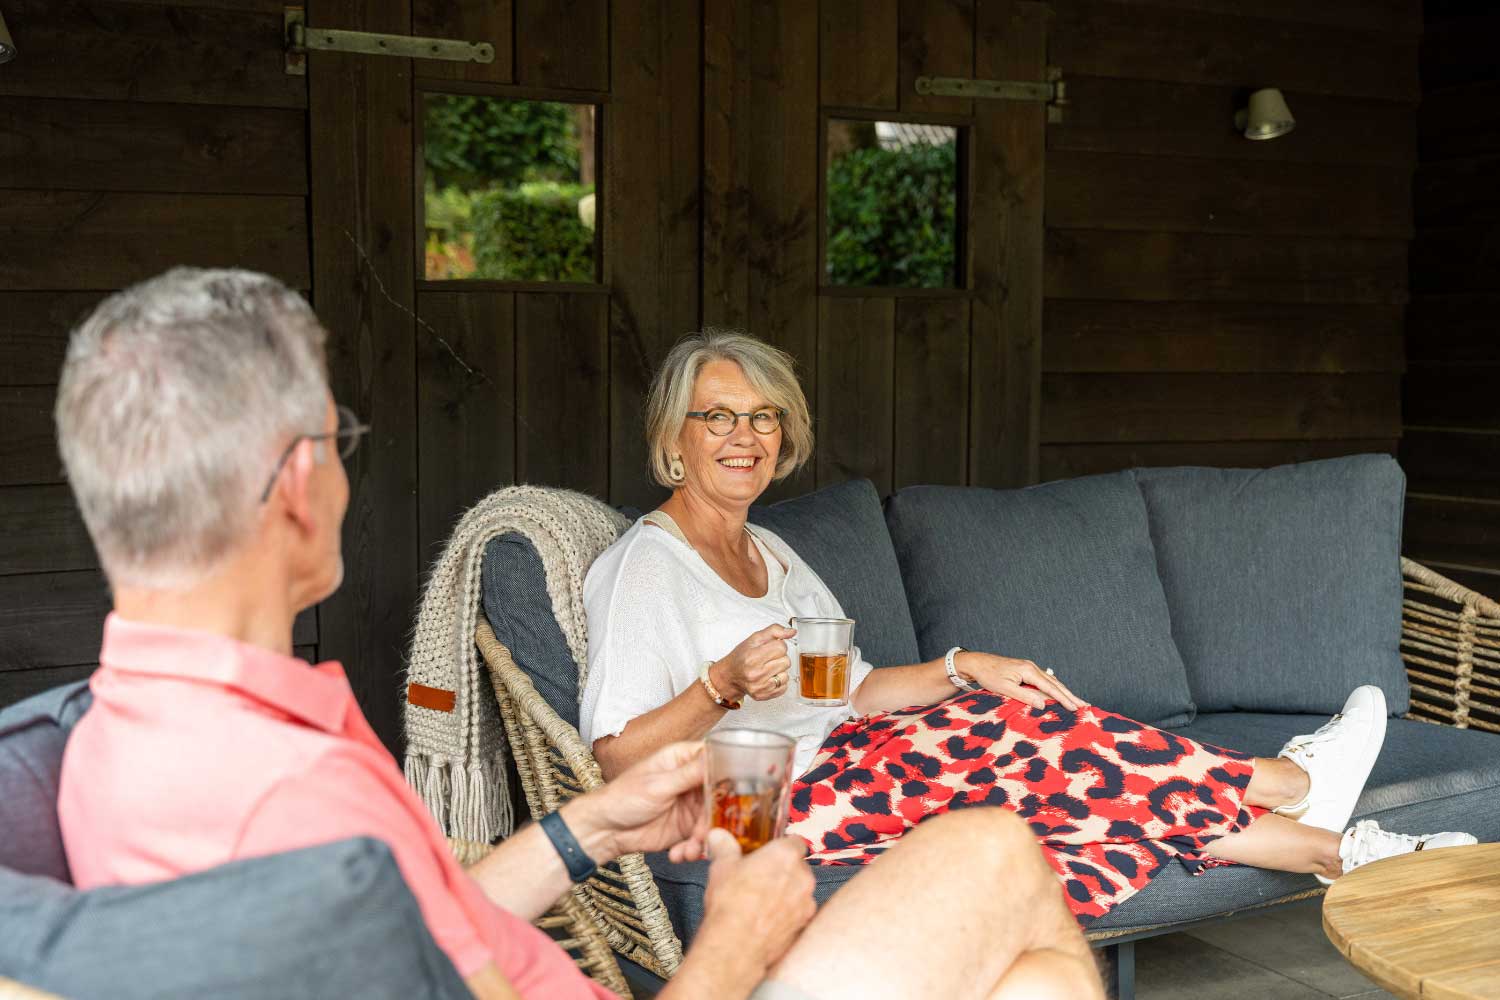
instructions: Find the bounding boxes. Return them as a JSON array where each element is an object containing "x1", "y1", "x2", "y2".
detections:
[{"x1": 1323, "y1": 842, "x2": 1500, "y2": 999}]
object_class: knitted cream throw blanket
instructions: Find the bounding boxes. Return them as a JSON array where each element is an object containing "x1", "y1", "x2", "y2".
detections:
[{"x1": 404, "y1": 485, "x2": 628, "y2": 855}]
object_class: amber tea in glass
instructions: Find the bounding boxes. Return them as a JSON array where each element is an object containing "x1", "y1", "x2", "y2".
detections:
[
  {"x1": 791, "y1": 617, "x2": 855, "y2": 707},
  {"x1": 704, "y1": 729, "x2": 795, "y2": 851}
]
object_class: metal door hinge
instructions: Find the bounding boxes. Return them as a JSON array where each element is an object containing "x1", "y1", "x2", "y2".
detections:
[
  {"x1": 284, "y1": 6, "x2": 495, "y2": 75},
  {"x1": 916, "y1": 68, "x2": 1068, "y2": 122}
]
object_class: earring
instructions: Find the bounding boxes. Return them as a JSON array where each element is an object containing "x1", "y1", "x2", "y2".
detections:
[{"x1": 668, "y1": 456, "x2": 685, "y2": 483}]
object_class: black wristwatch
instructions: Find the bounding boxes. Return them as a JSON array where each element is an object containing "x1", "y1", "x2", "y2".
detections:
[{"x1": 540, "y1": 810, "x2": 598, "y2": 883}]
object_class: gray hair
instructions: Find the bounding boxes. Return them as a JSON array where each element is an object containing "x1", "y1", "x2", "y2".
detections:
[
  {"x1": 55, "y1": 268, "x2": 329, "y2": 589},
  {"x1": 643, "y1": 328, "x2": 813, "y2": 487}
]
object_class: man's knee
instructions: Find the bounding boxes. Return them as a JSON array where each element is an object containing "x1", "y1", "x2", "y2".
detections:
[{"x1": 914, "y1": 808, "x2": 1042, "y2": 871}]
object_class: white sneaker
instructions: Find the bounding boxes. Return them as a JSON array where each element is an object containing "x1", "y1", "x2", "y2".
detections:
[
  {"x1": 1274, "y1": 686, "x2": 1387, "y2": 834},
  {"x1": 1317, "y1": 819, "x2": 1479, "y2": 885}
]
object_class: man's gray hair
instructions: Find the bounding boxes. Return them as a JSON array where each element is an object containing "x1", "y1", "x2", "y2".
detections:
[{"x1": 56, "y1": 268, "x2": 330, "y2": 589}]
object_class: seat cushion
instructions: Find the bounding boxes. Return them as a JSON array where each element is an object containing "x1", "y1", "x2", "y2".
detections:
[
  {"x1": 0, "y1": 682, "x2": 92, "y2": 881},
  {"x1": 749, "y1": 479, "x2": 920, "y2": 669},
  {"x1": 648, "y1": 854, "x2": 862, "y2": 946},
  {"x1": 482, "y1": 533, "x2": 585, "y2": 730},
  {"x1": 1135, "y1": 454, "x2": 1409, "y2": 716},
  {"x1": 1088, "y1": 711, "x2": 1500, "y2": 933},
  {"x1": 886, "y1": 474, "x2": 1196, "y2": 728},
  {"x1": 0, "y1": 838, "x2": 470, "y2": 999}
]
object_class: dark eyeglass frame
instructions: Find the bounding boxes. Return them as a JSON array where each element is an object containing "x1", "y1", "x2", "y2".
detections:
[
  {"x1": 258, "y1": 404, "x2": 371, "y2": 503},
  {"x1": 685, "y1": 406, "x2": 786, "y2": 437}
]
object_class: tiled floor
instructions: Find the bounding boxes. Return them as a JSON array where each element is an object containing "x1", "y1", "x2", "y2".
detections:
[{"x1": 1136, "y1": 900, "x2": 1396, "y2": 1000}]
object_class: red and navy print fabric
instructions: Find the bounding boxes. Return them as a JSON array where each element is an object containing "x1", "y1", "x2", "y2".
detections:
[{"x1": 786, "y1": 691, "x2": 1266, "y2": 921}]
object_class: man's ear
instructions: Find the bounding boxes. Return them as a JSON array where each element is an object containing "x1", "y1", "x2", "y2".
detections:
[{"x1": 276, "y1": 438, "x2": 320, "y2": 536}]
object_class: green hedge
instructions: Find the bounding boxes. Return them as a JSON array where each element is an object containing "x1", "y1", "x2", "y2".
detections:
[
  {"x1": 424, "y1": 96, "x2": 578, "y2": 190},
  {"x1": 470, "y1": 182, "x2": 595, "y2": 282},
  {"x1": 825, "y1": 142, "x2": 957, "y2": 289}
]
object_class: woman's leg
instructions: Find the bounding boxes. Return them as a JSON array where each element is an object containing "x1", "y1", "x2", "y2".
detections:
[
  {"x1": 1243, "y1": 755, "x2": 1310, "y2": 810},
  {"x1": 1202, "y1": 812, "x2": 1342, "y2": 879}
]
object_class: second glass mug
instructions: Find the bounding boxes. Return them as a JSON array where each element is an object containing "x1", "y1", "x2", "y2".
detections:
[{"x1": 789, "y1": 616, "x2": 855, "y2": 707}]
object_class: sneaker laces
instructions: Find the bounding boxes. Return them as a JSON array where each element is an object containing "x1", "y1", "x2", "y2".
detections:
[
  {"x1": 1283, "y1": 712, "x2": 1345, "y2": 758},
  {"x1": 1343, "y1": 820, "x2": 1423, "y2": 870}
]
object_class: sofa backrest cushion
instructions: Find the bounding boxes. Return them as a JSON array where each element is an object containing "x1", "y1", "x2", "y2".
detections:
[
  {"x1": 0, "y1": 838, "x2": 470, "y2": 999},
  {"x1": 749, "y1": 478, "x2": 920, "y2": 669},
  {"x1": 0, "y1": 682, "x2": 92, "y2": 881},
  {"x1": 482, "y1": 533, "x2": 585, "y2": 730},
  {"x1": 1134, "y1": 454, "x2": 1409, "y2": 715},
  {"x1": 887, "y1": 474, "x2": 1196, "y2": 728}
]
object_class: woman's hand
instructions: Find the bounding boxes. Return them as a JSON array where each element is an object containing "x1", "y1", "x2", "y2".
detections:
[
  {"x1": 956, "y1": 652, "x2": 1087, "y2": 711},
  {"x1": 712, "y1": 624, "x2": 796, "y2": 702}
]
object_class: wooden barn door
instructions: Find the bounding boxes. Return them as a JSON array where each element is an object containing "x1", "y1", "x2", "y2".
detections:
[
  {"x1": 704, "y1": 0, "x2": 1049, "y2": 498},
  {"x1": 307, "y1": 0, "x2": 700, "y2": 751}
]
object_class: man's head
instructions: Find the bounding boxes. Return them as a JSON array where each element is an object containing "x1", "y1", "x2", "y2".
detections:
[{"x1": 56, "y1": 268, "x2": 348, "y2": 608}]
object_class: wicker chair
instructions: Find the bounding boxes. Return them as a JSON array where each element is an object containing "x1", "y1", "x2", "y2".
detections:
[{"x1": 478, "y1": 557, "x2": 1500, "y2": 996}]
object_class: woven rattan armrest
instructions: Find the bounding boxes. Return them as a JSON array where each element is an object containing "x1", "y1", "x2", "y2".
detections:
[
  {"x1": 476, "y1": 620, "x2": 684, "y2": 997},
  {"x1": 1401, "y1": 557, "x2": 1500, "y2": 733}
]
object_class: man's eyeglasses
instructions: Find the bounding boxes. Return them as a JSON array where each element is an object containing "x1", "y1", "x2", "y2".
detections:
[
  {"x1": 686, "y1": 406, "x2": 785, "y2": 437},
  {"x1": 259, "y1": 404, "x2": 371, "y2": 503}
]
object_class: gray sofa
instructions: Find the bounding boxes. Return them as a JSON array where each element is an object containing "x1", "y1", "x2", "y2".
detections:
[
  {"x1": 0, "y1": 681, "x2": 471, "y2": 999},
  {"x1": 479, "y1": 454, "x2": 1500, "y2": 999}
]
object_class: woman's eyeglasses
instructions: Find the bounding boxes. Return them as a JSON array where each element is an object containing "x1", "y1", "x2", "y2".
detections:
[
  {"x1": 258, "y1": 404, "x2": 372, "y2": 502},
  {"x1": 685, "y1": 407, "x2": 784, "y2": 437}
]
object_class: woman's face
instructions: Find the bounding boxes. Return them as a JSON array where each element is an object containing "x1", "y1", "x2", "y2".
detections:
[{"x1": 676, "y1": 359, "x2": 782, "y2": 510}]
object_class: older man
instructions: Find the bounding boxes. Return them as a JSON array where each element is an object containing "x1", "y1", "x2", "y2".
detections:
[{"x1": 53, "y1": 268, "x2": 1101, "y2": 1000}]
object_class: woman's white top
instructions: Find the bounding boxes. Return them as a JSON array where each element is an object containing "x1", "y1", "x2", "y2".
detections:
[{"x1": 580, "y1": 518, "x2": 876, "y2": 778}]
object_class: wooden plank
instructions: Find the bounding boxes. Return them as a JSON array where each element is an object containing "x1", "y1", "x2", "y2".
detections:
[
  {"x1": 0, "y1": 387, "x2": 63, "y2": 487},
  {"x1": 898, "y1": 0, "x2": 974, "y2": 116},
  {"x1": 1041, "y1": 373, "x2": 1402, "y2": 443},
  {"x1": 0, "y1": 191, "x2": 310, "y2": 291},
  {"x1": 967, "y1": 0, "x2": 1046, "y2": 489},
  {"x1": 1048, "y1": 153, "x2": 1413, "y2": 239},
  {"x1": 1044, "y1": 230, "x2": 1410, "y2": 305},
  {"x1": 413, "y1": 0, "x2": 514, "y2": 84},
  {"x1": 1421, "y1": 14, "x2": 1500, "y2": 91},
  {"x1": 1044, "y1": 302, "x2": 1405, "y2": 373},
  {"x1": 893, "y1": 297, "x2": 969, "y2": 488},
  {"x1": 308, "y1": 0, "x2": 417, "y2": 757},
  {"x1": 819, "y1": 0, "x2": 899, "y2": 110},
  {"x1": 702, "y1": 0, "x2": 752, "y2": 328},
  {"x1": 0, "y1": 0, "x2": 306, "y2": 108},
  {"x1": 1420, "y1": 81, "x2": 1500, "y2": 163},
  {"x1": 1404, "y1": 368, "x2": 1500, "y2": 430},
  {"x1": 0, "y1": 664, "x2": 96, "y2": 711},
  {"x1": 1058, "y1": 0, "x2": 1420, "y2": 34},
  {"x1": 1406, "y1": 295, "x2": 1500, "y2": 366},
  {"x1": 1411, "y1": 227, "x2": 1500, "y2": 296},
  {"x1": 1050, "y1": 0, "x2": 1419, "y2": 103},
  {"x1": 816, "y1": 297, "x2": 895, "y2": 495},
  {"x1": 0, "y1": 485, "x2": 95, "y2": 576},
  {"x1": 1050, "y1": 77, "x2": 1417, "y2": 168},
  {"x1": 0, "y1": 571, "x2": 110, "y2": 670},
  {"x1": 515, "y1": 292, "x2": 608, "y2": 497},
  {"x1": 606, "y1": 0, "x2": 702, "y2": 510},
  {"x1": 416, "y1": 292, "x2": 515, "y2": 567},
  {"x1": 1415, "y1": 156, "x2": 1500, "y2": 227},
  {"x1": 515, "y1": 0, "x2": 608, "y2": 91},
  {"x1": 0, "y1": 293, "x2": 105, "y2": 387},
  {"x1": 1401, "y1": 430, "x2": 1500, "y2": 501},
  {"x1": 0, "y1": 98, "x2": 306, "y2": 196},
  {"x1": 1040, "y1": 439, "x2": 1395, "y2": 481}
]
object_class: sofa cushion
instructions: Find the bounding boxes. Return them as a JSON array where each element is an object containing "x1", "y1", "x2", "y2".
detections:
[
  {"x1": 0, "y1": 682, "x2": 92, "y2": 881},
  {"x1": 0, "y1": 838, "x2": 470, "y2": 999},
  {"x1": 482, "y1": 533, "x2": 585, "y2": 730},
  {"x1": 1135, "y1": 454, "x2": 1409, "y2": 715},
  {"x1": 886, "y1": 474, "x2": 1196, "y2": 728},
  {"x1": 1087, "y1": 712, "x2": 1500, "y2": 932},
  {"x1": 749, "y1": 479, "x2": 920, "y2": 669},
  {"x1": 649, "y1": 854, "x2": 862, "y2": 946}
]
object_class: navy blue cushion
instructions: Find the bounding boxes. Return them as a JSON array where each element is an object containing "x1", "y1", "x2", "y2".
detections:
[
  {"x1": 649, "y1": 854, "x2": 861, "y2": 947},
  {"x1": 0, "y1": 838, "x2": 470, "y2": 999},
  {"x1": 0, "y1": 682, "x2": 92, "y2": 881},
  {"x1": 482, "y1": 533, "x2": 584, "y2": 730},
  {"x1": 1135, "y1": 455, "x2": 1409, "y2": 716},
  {"x1": 749, "y1": 479, "x2": 920, "y2": 669},
  {"x1": 886, "y1": 474, "x2": 1196, "y2": 728}
]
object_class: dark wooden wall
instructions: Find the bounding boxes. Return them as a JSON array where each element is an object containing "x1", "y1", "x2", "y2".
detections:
[
  {"x1": 1399, "y1": 0, "x2": 1500, "y2": 601},
  {"x1": 0, "y1": 0, "x2": 315, "y2": 707}
]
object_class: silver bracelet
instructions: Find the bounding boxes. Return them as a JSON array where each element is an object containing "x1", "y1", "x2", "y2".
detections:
[{"x1": 945, "y1": 646, "x2": 979, "y2": 691}]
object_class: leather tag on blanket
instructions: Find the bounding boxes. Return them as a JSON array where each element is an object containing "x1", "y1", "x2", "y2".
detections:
[{"x1": 407, "y1": 683, "x2": 456, "y2": 712}]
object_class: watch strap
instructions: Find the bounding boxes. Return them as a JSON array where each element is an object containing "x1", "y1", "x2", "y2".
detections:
[
  {"x1": 945, "y1": 646, "x2": 979, "y2": 691},
  {"x1": 539, "y1": 810, "x2": 598, "y2": 883}
]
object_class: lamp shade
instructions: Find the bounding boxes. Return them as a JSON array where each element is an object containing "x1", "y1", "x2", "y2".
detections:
[
  {"x1": 0, "y1": 11, "x2": 14, "y2": 64},
  {"x1": 1236, "y1": 88, "x2": 1295, "y2": 141}
]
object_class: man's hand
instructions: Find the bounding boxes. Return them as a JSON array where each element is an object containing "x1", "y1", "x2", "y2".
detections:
[{"x1": 564, "y1": 741, "x2": 709, "y2": 865}]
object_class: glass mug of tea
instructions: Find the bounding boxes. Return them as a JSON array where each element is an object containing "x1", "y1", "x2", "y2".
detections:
[
  {"x1": 790, "y1": 616, "x2": 855, "y2": 707},
  {"x1": 704, "y1": 729, "x2": 796, "y2": 852}
]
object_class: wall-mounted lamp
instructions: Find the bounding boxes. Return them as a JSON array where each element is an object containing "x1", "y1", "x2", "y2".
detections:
[
  {"x1": 0, "y1": 9, "x2": 16, "y2": 64},
  {"x1": 1235, "y1": 88, "x2": 1295, "y2": 140}
]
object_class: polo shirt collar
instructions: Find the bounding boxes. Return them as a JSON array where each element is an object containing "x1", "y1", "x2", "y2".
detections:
[{"x1": 99, "y1": 612, "x2": 350, "y2": 733}]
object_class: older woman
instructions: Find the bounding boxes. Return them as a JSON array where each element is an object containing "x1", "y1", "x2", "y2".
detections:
[{"x1": 580, "y1": 329, "x2": 1475, "y2": 922}]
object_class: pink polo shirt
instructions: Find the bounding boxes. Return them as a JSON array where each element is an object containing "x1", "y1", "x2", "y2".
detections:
[{"x1": 59, "y1": 614, "x2": 611, "y2": 999}]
